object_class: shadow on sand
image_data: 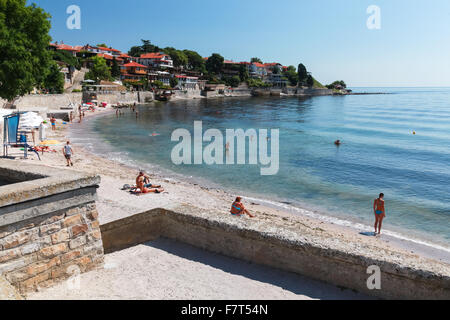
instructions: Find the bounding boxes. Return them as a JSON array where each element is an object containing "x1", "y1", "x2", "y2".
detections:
[{"x1": 144, "y1": 237, "x2": 373, "y2": 300}]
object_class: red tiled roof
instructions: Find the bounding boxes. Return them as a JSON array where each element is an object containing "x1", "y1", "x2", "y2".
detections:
[
  {"x1": 140, "y1": 53, "x2": 168, "y2": 59},
  {"x1": 240, "y1": 61, "x2": 251, "y2": 65},
  {"x1": 56, "y1": 44, "x2": 80, "y2": 52},
  {"x1": 123, "y1": 62, "x2": 147, "y2": 68},
  {"x1": 98, "y1": 46, "x2": 121, "y2": 53},
  {"x1": 252, "y1": 62, "x2": 265, "y2": 68},
  {"x1": 119, "y1": 53, "x2": 131, "y2": 58},
  {"x1": 264, "y1": 63, "x2": 281, "y2": 67},
  {"x1": 175, "y1": 75, "x2": 199, "y2": 79}
]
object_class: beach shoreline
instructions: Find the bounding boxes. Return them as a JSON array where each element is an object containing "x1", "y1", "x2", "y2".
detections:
[{"x1": 15, "y1": 104, "x2": 446, "y2": 267}]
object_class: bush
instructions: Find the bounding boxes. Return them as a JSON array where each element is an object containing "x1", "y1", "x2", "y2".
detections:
[{"x1": 247, "y1": 78, "x2": 271, "y2": 88}]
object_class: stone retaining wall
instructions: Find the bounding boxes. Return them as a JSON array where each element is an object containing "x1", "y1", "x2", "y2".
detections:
[
  {"x1": 0, "y1": 160, "x2": 103, "y2": 294},
  {"x1": 101, "y1": 206, "x2": 450, "y2": 300}
]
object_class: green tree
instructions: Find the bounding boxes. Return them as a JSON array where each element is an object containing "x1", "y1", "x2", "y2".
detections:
[
  {"x1": 111, "y1": 57, "x2": 121, "y2": 79},
  {"x1": 128, "y1": 40, "x2": 160, "y2": 57},
  {"x1": 224, "y1": 76, "x2": 241, "y2": 88},
  {"x1": 326, "y1": 80, "x2": 347, "y2": 89},
  {"x1": 0, "y1": 0, "x2": 52, "y2": 101},
  {"x1": 205, "y1": 53, "x2": 224, "y2": 75},
  {"x1": 251, "y1": 57, "x2": 263, "y2": 64},
  {"x1": 96, "y1": 43, "x2": 108, "y2": 48},
  {"x1": 170, "y1": 77, "x2": 179, "y2": 88},
  {"x1": 297, "y1": 63, "x2": 308, "y2": 86},
  {"x1": 183, "y1": 50, "x2": 206, "y2": 72},
  {"x1": 85, "y1": 56, "x2": 111, "y2": 83},
  {"x1": 52, "y1": 50, "x2": 81, "y2": 70},
  {"x1": 239, "y1": 64, "x2": 249, "y2": 82},
  {"x1": 283, "y1": 66, "x2": 298, "y2": 86},
  {"x1": 306, "y1": 74, "x2": 314, "y2": 88},
  {"x1": 163, "y1": 47, "x2": 188, "y2": 68},
  {"x1": 42, "y1": 61, "x2": 64, "y2": 94}
]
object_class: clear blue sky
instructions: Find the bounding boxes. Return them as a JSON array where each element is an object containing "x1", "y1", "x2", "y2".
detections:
[{"x1": 33, "y1": 0, "x2": 450, "y2": 87}]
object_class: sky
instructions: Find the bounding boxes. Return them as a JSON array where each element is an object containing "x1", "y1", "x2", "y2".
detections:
[{"x1": 32, "y1": 0, "x2": 450, "y2": 87}]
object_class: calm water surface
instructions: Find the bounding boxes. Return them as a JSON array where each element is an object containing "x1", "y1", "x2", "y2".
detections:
[{"x1": 72, "y1": 88, "x2": 450, "y2": 247}]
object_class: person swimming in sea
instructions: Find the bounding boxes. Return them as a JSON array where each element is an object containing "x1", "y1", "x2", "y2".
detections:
[
  {"x1": 373, "y1": 193, "x2": 386, "y2": 235},
  {"x1": 334, "y1": 139, "x2": 342, "y2": 146}
]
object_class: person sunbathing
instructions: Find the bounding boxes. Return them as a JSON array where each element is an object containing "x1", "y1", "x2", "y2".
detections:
[
  {"x1": 230, "y1": 197, "x2": 255, "y2": 218},
  {"x1": 134, "y1": 171, "x2": 163, "y2": 194}
]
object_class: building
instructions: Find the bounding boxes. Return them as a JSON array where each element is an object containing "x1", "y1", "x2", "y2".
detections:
[
  {"x1": 148, "y1": 71, "x2": 172, "y2": 86},
  {"x1": 264, "y1": 63, "x2": 283, "y2": 75},
  {"x1": 120, "y1": 62, "x2": 148, "y2": 83},
  {"x1": 82, "y1": 45, "x2": 122, "y2": 57},
  {"x1": 240, "y1": 62, "x2": 267, "y2": 79},
  {"x1": 268, "y1": 73, "x2": 289, "y2": 87},
  {"x1": 49, "y1": 43, "x2": 82, "y2": 57},
  {"x1": 138, "y1": 53, "x2": 174, "y2": 70},
  {"x1": 175, "y1": 75, "x2": 199, "y2": 90},
  {"x1": 222, "y1": 60, "x2": 241, "y2": 77}
]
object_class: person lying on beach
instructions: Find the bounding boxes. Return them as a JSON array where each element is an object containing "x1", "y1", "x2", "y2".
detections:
[
  {"x1": 373, "y1": 193, "x2": 386, "y2": 235},
  {"x1": 133, "y1": 171, "x2": 163, "y2": 194},
  {"x1": 230, "y1": 197, "x2": 255, "y2": 218}
]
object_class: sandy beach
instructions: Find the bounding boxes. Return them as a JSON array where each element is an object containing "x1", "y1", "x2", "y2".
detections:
[{"x1": 12, "y1": 105, "x2": 450, "y2": 299}]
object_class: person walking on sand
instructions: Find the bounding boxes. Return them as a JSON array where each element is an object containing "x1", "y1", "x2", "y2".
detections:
[
  {"x1": 230, "y1": 197, "x2": 255, "y2": 218},
  {"x1": 62, "y1": 141, "x2": 74, "y2": 167},
  {"x1": 373, "y1": 193, "x2": 386, "y2": 235}
]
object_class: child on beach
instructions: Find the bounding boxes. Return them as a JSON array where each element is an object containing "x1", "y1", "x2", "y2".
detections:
[
  {"x1": 373, "y1": 193, "x2": 386, "y2": 235},
  {"x1": 50, "y1": 116, "x2": 56, "y2": 131},
  {"x1": 230, "y1": 197, "x2": 255, "y2": 218}
]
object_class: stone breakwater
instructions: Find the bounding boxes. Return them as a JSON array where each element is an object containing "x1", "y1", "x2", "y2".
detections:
[
  {"x1": 0, "y1": 160, "x2": 103, "y2": 294},
  {"x1": 101, "y1": 205, "x2": 450, "y2": 300}
]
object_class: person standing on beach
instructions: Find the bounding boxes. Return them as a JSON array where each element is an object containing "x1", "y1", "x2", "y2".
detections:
[
  {"x1": 230, "y1": 197, "x2": 255, "y2": 218},
  {"x1": 62, "y1": 141, "x2": 74, "y2": 167},
  {"x1": 373, "y1": 193, "x2": 386, "y2": 235},
  {"x1": 50, "y1": 116, "x2": 56, "y2": 131}
]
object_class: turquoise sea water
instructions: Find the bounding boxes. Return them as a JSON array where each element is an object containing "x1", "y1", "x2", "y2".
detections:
[{"x1": 72, "y1": 88, "x2": 450, "y2": 247}]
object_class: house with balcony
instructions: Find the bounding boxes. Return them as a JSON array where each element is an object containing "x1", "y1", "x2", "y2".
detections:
[
  {"x1": 138, "y1": 53, "x2": 174, "y2": 70},
  {"x1": 148, "y1": 71, "x2": 172, "y2": 87},
  {"x1": 268, "y1": 73, "x2": 289, "y2": 87},
  {"x1": 120, "y1": 62, "x2": 148, "y2": 83},
  {"x1": 175, "y1": 75, "x2": 199, "y2": 90},
  {"x1": 264, "y1": 63, "x2": 283, "y2": 75}
]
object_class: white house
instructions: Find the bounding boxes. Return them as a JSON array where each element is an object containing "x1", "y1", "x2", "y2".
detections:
[{"x1": 138, "y1": 53, "x2": 174, "y2": 69}]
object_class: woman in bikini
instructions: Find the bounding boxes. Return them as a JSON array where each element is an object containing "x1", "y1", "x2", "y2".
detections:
[{"x1": 373, "y1": 193, "x2": 386, "y2": 235}]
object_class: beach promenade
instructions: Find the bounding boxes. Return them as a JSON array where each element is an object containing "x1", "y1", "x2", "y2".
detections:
[{"x1": 4, "y1": 106, "x2": 449, "y2": 300}]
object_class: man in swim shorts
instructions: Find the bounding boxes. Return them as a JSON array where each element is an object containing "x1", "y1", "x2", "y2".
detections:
[
  {"x1": 230, "y1": 197, "x2": 255, "y2": 218},
  {"x1": 62, "y1": 141, "x2": 74, "y2": 167},
  {"x1": 373, "y1": 193, "x2": 386, "y2": 235}
]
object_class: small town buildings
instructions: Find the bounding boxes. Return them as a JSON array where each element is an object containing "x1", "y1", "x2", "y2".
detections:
[
  {"x1": 138, "y1": 53, "x2": 174, "y2": 70},
  {"x1": 268, "y1": 73, "x2": 289, "y2": 87}
]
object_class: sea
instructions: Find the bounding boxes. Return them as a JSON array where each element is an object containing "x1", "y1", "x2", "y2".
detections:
[{"x1": 70, "y1": 87, "x2": 450, "y2": 251}]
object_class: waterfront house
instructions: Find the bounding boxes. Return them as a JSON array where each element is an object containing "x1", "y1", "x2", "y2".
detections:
[
  {"x1": 148, "y1": 71, "x2": 172, "y2": 86},
  {"x1": 264, "y1": 63, "x2": 283, "y2": 75},
  {"x1": 120, "y1": 62, "x2": 148, "y2": 83},
  {"x1": 175, "y1": 75, "x2": 199, "y2": 90},
  {"x1": 268, "y1": 73, "x2": 289, "y2": 87},
  {"x1": 138, "y1": 53, "x2": 174, "y2": 70},
  {"x1": 242, "y1": 62, "x2": 267, "y2": 79}
]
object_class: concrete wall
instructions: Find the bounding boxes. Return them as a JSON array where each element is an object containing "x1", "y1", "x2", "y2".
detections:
[
  {"x1": 101, "y1": 206, "x2": 450, "y2": 300},
  {"x1": 0, "y1": 160, "x2": 104, "y2": 294}
]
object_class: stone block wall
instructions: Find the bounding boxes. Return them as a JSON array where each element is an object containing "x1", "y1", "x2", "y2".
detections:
[
  {"x1": 0, "y1": 202, "x2": 103, "y2": 294},
  {"x1": 0, "y1": 160, "x2": 104, "y2": 295}
]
